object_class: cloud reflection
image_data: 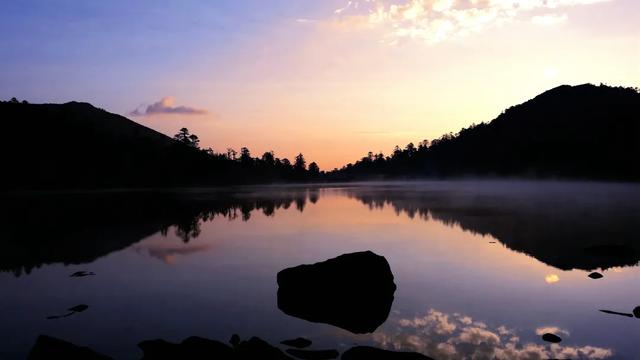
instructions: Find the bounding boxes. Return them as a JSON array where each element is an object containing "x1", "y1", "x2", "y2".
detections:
[
  {"x1": 374, "y1": 308, "x2": 613, "y2": 359},
  {"x1": 545, "y1": 274, "x2": 560, "y2": 284},
  {"x1": 134, "y1": 243, "x2": 212, "y2": 264}
]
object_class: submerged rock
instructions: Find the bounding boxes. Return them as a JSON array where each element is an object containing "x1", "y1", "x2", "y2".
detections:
[
  {"x1": 70, "y1": 271, "x2": 95, "y2": 277},
  {"x1": 68, "y1": 304, "x2": 89, "y2": 313},
  {"x1": 46, "y1": 304, "x2": 89, "y2": 319},
  {"x1": 281, "y1": 337, "x2": 312, "y2": 348},
  {"x1": 28, "y1": 335, "x2": 113, "y2": 360},
  {"x1": 277, "y1": 251, "x2": 396, "y2": 334},
  {"x1": 599, "y1": 309, "x2": 634, "y2": 318},
  {"x1": 286, "y1": 349, "x2": 339, "y2": 360},
  {"x1": 588, "y1": 272, "x2": 604, "y2": 279},
  {"x1": 341, "y1": 346, "x2": 433, "y2": 360},
  {"x1": 542, "y1": 333, "x2": 562, "y2": 343}
]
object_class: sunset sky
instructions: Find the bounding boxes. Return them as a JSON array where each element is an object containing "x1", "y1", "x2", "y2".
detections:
[{"x1": 1, "y1": 0, "x2": 638, "y2": 169}]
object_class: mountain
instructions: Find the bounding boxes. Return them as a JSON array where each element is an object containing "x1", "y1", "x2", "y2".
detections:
[
  {"x1": 1, "y1": 100, "x2": 323, "y2": 189},
  {"x1": 0, "y1": 101, "x2": 232, "y2": 189},
  {"x1": 3, "y1": 84, "x2": 638, "y2": 189},
  {"x1": 332, "y1": 84, "x2": 640, "y2": 181}
]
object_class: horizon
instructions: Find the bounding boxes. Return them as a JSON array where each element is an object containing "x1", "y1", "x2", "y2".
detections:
[{"x1": 1, "y1": 1, "x2": 639, "y2": 169}]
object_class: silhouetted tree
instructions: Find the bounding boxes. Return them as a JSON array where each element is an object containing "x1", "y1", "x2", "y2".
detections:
[
  {"x1": 294, "y1": 153, "x2": 306, "y2": 171},
  {"x1": 308, "y1": 162, "x2": 320, "y2": 177},
  {"x1": 327, "y1": 84, "x2": 640, "y2": 181},
  {"x1": 261, "y1": 151, "x2": 275, "y2": 166},
  {"x1": 173, "y1": 128, "x2": 200, "y2": 149},
  {"x1": 239, "y1": 147, "x2": 253, "y2": 166},
  {"x1": 226, "y1": 148, "x2": 237, "y2": 160}
]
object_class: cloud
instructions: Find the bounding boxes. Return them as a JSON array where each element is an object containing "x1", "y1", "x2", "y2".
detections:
[
  {"x1": 532, "y1": 13, "x2": 568, "y2": 26},
  {"x1": 130, "y1": 97, "x2": 208, "y2": 116},
  {"x1": 329, "y1": 0, "x2": 612, "y2": 44},
  {"x1": 375, "y1": 308, "x2": 613, "y2": 359}
]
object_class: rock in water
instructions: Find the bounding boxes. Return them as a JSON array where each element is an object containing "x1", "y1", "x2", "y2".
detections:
[
  {"x1": 588, "y1": 272, "x2": 604, "y2": 279},
  {"x1": 341, "y1": 346, "x2": 434, "y2": 360},
  {"x1": 139, "y1": 337, "x2": 233, "y2": 359},
  {"x1": 633, "y1": 306, "x2": 640, "y2": 319},
  {"x1": 68, "y1": 304, "x2": 89, "y2": 313},
  {"x1": 286, "y1": 348, "x2": 339, "y2": 360},
  {"x1": 599, "y1": 309, "x2": 634, "y2": 318},
  {"x1": 28, "y1": 335, "x2": 113, "y2": 360},
  {"x1": 70, "y1": 271, "x2": 95, "y2": 277},
  {"x1": 277, "y1": 251, "x2": 396, "y2": 334},
  {"x1": 542, "y1": 333, "x2": 562, "y2": 343},
  {"x1": 235, "y1": 337, "x2": 293, "y2": 359},
  {"x1": 281, "y1": 337, "x2": 312, "y2": 348}
]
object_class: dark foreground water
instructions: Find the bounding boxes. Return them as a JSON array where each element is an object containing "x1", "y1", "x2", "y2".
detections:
[{"x1": 1, "y1": 181, "x2": 640, "y2": 359}]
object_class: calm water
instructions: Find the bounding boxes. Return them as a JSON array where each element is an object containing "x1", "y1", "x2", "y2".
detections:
[{"x1": 1, "y1": 181, "x2": 640, "y2": 359}]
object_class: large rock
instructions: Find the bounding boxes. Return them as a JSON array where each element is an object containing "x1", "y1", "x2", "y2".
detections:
[
  {"x1": 27, "y1": 335, "x2": 113, "y2": 360},
  {"x1": 277, "y1": 251, "x2": 396, "y2": 334},
  {"x1": 341, "y1": 346, "x2": 433, "y2": 360}
]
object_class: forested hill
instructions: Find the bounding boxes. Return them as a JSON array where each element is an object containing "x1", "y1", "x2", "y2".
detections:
[
  {"x1": 0, "y1": 100, "x2": 319, "y2": 189},
  {"x1": 330, "y1": 84, "x2": 640, "y2": 181},
  {"x1": 2, "y1": 83, "x2": 638, "y2": 189}
]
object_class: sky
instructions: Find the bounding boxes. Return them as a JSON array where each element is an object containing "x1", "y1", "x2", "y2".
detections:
[{"x1": 1, "y1": 0, "x2": 639, "y2": 170}]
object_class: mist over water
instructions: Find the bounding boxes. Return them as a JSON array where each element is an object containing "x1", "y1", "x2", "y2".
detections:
[{"x1": 1, "y1": 181, "x2": 639, "y2": 359}]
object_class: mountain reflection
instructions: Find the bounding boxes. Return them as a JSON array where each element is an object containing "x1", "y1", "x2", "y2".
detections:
[
  {"x1": 2, "y1": 182, "x2": 639, "y2": 276},
  {"x1": 0, "y1": 189, "x2": 313, "y2": 276},
  {"x1": 341, "y1": 182, "x2": 640, "y2": 271}
]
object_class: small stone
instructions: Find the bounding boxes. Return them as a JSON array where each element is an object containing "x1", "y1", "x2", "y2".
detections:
[
  {"x1": 588, "y1": 272, "x2": 603, "y2": 279},
  {"x1": 542, "y1": 333, "x2": 562, "y2": 343}
]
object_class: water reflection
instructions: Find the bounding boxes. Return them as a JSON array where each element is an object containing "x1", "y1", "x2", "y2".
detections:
[
  {"x1": 375, "y1": 309, "x2": 613, "y2": 359},
  {"x1": 1, "y1": 182, "x2": 639, "y2": 359},
  {"x1": 0, "y1": 189, "x2": 313, "y2": 275},
  {"x1": 341, "y1": 182, "x2": 640, "y2": 271},
  {"x1": 3, "y1": 182, "x2": 639, "y2": 276}
]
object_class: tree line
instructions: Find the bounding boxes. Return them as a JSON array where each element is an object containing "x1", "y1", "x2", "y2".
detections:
[
  {"x1": 328, "y1": 84, "x2": 640, "y2": 181},
  {"x1": 172, "y1": 127, "x2": 321, "y2": 183}
]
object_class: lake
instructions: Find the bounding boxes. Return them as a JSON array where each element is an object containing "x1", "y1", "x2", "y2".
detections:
[{"x1": 1, "y1": 181, "x2": 640, "y2": 359}]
